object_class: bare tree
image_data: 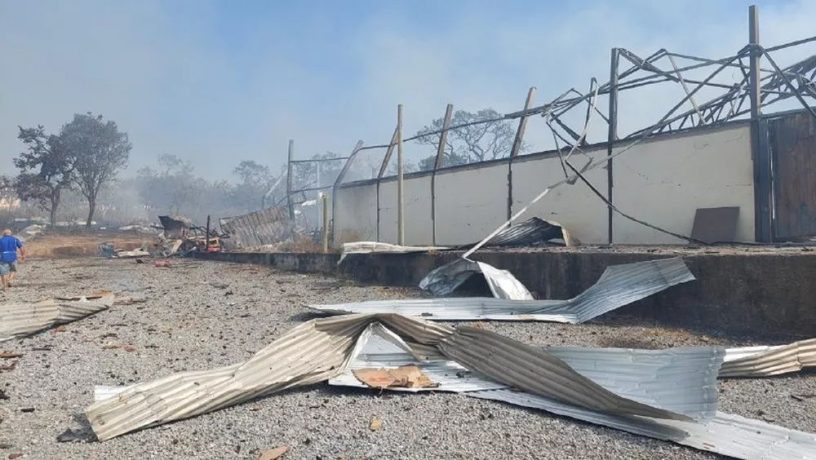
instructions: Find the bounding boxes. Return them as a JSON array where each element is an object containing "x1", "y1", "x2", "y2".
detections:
[
  {"x1": 13, "y1": 125, "x2": 76, "y2": 225},
  {"x1": 416, "y1": 108, "x2": 523, "y2": 169},
  {"x1": 61, "y1": 113, "x2": 131, "y2": 227}
]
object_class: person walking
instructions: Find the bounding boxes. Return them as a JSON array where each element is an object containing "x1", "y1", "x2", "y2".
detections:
[{"x1": 0, "y1": 229, "x2": 25, "y2": 290}]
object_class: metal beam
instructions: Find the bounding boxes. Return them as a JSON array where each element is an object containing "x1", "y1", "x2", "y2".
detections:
[
  {"x1": 607, "y1": 48, "x2": 619, "y2": 245},
  {"x1": 749, "y1": 5, "x2": 773, "y2": 243}
]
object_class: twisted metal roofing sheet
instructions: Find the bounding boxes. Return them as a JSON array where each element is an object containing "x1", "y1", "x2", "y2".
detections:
[
  {"x1": 720, "y1": 338, "x2": 816, "y2": 377},
  {"x1": 312, "y1": 257, "x2": 694, "y2": 322},
  {"x1": 0, "y1": 292, "x2": 114, "y2": 342}
]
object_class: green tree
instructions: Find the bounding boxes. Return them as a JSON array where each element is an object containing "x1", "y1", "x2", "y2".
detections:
[
  {"x1": 61, "y1": 113, "x2": 132, "y2": 227},
  {"x1": 232, "y1": 160, "x2": 274, "y2": 211},
  {"x1": 13, "y1": 125, "x2": 76, "y2": 225},
  {"x1": 415, "y1": 108, "x2": 522, "y2": 168}
]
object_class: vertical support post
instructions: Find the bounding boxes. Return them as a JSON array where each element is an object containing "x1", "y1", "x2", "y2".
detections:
[
  {"x1": 606, "y1": 48, "x2": 619, "y2": 245},
  {"x1": 508, "y1": 87, "x2": 536, "y2": 222},
  {"x1": 286, "y1": 139, "x2": 295, "y2": 221},
  {"x1": 377, "y1": 126, "x2": 399, "y2": 242},
  {"x1": 431, "y1": 104, "x2": 453, "y2": 245},
  {"x1": 205, "y1": 215, "x2": 211, "y2": 252},
  {"x1": 397, "y1": 104, "x2": 405, "y2": 245},
  {"x1": 749, "y1": 4, "x2": 772, "y2": 242},
  {"x1": 321, "y1": 192, "x2": 329, "y2": 252}
]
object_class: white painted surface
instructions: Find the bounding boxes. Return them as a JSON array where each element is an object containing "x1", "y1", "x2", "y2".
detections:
[
  {"x1": 379, "y1": 176, "x2": 433, "y2": 245},
  {"x1": 334, "y1": 183, "x2": 378, "y2": 243},
  {"x1": 512, "y1": 148, "x2": 610, "y2": 244},
  {"x1": 332, "y1": 124, "x2": 756, "y2": 246},
  {"x1": 434, "y1": 162, "x2": 509, "y2": 245},
  {"x1": 613, "y1": 124, "x2": 754, "y2": 243}
]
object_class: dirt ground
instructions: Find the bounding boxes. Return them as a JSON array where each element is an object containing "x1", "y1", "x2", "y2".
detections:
[
  {"x1": 0, "y1": 253, "x2": 815, "y2": 459},
  {"x1": 23, "y1": 231, "x2": 155, "y2": 259}
]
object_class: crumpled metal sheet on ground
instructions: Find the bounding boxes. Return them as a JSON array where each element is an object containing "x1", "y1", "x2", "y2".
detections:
[
  {"x1": 0, "y1": 292, "x2": 115, "y2": 342},
  {"x1": 219, "y1": 207, "x2": 292, "y2": 249},
  {"x1": 85, "y1": 313, "x2": 690, "y2": 441},
  {"x1": 338, "y1": 242, "x2": 449, "y2": 264},
  {"x1": 330, "y1": 326, "x2": 816, "y2": 459},
  {"x1": 312, "y1": 258, "x2": 694, "y2": 323},
  {"x1": 720, "y1": 338, "x2": 816, "y2": 377},
  {"x1": 419, "y1": 258, "x2": 533, "y2": 299}
]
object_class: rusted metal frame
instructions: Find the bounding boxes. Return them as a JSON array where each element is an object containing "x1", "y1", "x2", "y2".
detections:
[
  {"x1": 546, "y1": 118, "x2": 577, "y2": 151},
  {"x1": 624, "y1": 49, "x2": 749, "y2": 139},
  {"x1": 615, "y1": 48, "x2": 668, "y2": 81},
  {"x1": 432, "y1": 104, "x2": 454, "y2": 245},
  {"x1": 765, "y1": 34, "x2": 816, "y2": 52},
  {"x1": 667, "y1": 53, "x2": 704, "y2": 126},
  {"x1": 761, "y1": 49, "x2": 816, "y2": 121}
]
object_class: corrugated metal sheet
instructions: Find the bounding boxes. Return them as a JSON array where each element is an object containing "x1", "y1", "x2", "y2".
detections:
[
  {"x1": 220, "y1": 207, "x2": 292, "y2": 248},
  {"x1": 0, "y1": 292, "x2": 115, "y2": 342},
  {"x1": 87, "y1": 313, "x2": 689, "y2": 440},
  {"x1": 720, "y1": 338, "x2": 816, "y2": 377},
  {"x1": 338, "y1": 242, "x2": 449, "y2": 264},
  {"x1": 439, "y1": 327, "x2": 687, "y2": 420},
  {"x1": 85, "y1": 314, "x2": 816, "y2": 458},
  {"x1": 332, "y1": 324, "x2": 816, "y2": 459},
  {"x1": 477, "y1": 217, "x2": 577, "y2": 248},
  {"x1": 418, "y1": 258, "x2": 533, "y2": 299},
  {"x1": 469, "y1": 390, "x2": 816, "y2": 460},
  {"x1": 312, "y1": 258, "x2": 694, "y2": 322},
  {"x1": 331, "y1": 325, "x2": 719, "y2": 419},
  {"x1": 86, "y1": 314, "x2": 452, "y2": 441}
]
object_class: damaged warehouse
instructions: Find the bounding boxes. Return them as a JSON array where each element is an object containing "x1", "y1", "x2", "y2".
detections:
[{"x1": 4, "y1": 4, "x2": 816, "y2": 460}]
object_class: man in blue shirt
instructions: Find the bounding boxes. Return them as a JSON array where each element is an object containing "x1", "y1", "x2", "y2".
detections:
[{"x1": 0, "y1": 229, "x2": 25, "y2": 290}]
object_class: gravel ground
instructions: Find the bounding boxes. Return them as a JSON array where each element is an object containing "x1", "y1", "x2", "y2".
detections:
[{"x1": 1, "y1": 257, "x2": 815, "y2": 459}]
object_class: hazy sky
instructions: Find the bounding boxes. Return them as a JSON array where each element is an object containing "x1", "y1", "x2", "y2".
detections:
[{"x1": 0, "y1": 0, "x2": 813, "y2": 181}]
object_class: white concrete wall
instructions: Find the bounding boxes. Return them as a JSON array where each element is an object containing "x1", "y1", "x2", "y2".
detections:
[
  {"x1": 378, "y1": 176, "x2": 433, "y2": 245},
  {"x1": 332, "y1": 123, "x2": 756, "y2": 246},
  {"x1": 333, "y1": 183, "x2": 378, "y2": 243},
  {"x1": 612, "y1": 124, "x2": 754, "y2": 243},
  {"x1": 434, "y1": 162, "x2": 508, "y2": 245},
  {"x1": 511, "y1": 148, "x2": 609, "y2": 244}
]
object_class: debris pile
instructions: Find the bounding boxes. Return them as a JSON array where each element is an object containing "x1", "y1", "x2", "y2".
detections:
[{"x1": 84, "y1": 313, "x2": 816, "y2": 459}]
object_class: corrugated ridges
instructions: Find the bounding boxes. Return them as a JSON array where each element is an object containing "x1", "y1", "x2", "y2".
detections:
[
  {"x1": 312, "y1": 257, "x2": 695, "y2": 323},
  {"x1": 220, "y1": 207, "x2": 291, "y2": 248},
  {"x1": 86, "y1": 314, "x2": 453, "y2": 441},
  {"x1": 0, "y1": 292, "x2": 114, "y2": 342},
  {"x1": 720, "y1": 338, "x2": 816, "y2": 377},
  {"x1": 438, "y1": 326, "x2": 689, "y2": 421}
]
